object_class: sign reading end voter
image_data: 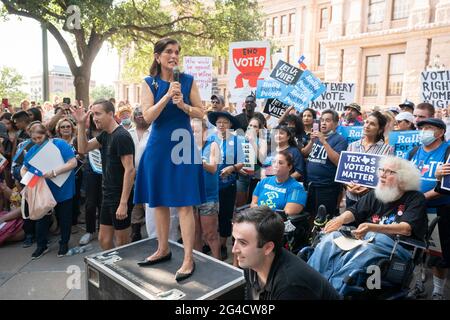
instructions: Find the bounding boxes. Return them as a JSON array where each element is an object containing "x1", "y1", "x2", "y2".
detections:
[{"x1": 335, "y1": 151, "x2": 384, "y2": 188}]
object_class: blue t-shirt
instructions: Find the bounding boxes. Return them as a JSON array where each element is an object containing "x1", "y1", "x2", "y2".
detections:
[
  {"x1": 24, "y1": 138, "x2": 76, "y2": 203},
  {"x1": 306, "y1": 132, "x2": 348, "y2": 186},
  {"x1": 202, "y1": 138, "x2": 219, "y2": 202},
  {"x1": 407, "y1": 142, "x2": 450, "y2": 207},
  {"x1": 262, "y1": 146, "x2": 305, "y2": 178},
  {"x1": 253, "y1": 176, "x2": 307, "y2": 211},
  {"x1": 216, "y1": 134, "x2": 245, "y2": 189}
]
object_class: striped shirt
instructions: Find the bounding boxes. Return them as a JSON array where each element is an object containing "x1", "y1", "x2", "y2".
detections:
[{"x1": 346, "y1": 139, "x2": 393, "y2": 201}]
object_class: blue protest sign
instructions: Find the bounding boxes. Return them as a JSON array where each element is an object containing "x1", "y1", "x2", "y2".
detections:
[
  {"x1": 255, "y1": 79, "x2": 288, "y2": 99},
  {"x1": 388, "y1": 130, "x2": 421, "y2": 158},
  {"x1": 279, "y1": 82, "x2": 313, "y2": 112},
  {"x1": 442, "y1": 154, "x2": 450, "y2": 192},
  {"x1": 335, "y1": 151, "x2": 384, "y2": 188},
  {"x1": 300, "y1": 70, "x2": 326, "y2": 100},
  {"x1": 337, "y1": 126, "x2": 363, "y2": 145}
]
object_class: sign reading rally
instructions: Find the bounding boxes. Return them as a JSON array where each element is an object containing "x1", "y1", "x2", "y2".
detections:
[
  {"x1": 421, "y1": 70, "x2": 450, "y2": 108},
  {"x1": 228, "y1": 41, "x2": 271, "y2": 103},
  {"x1": 269, "y1": 60, "x2": 302, "y2": 85},
  {"x1": 183, "y1": 56, "x2": 213, "y2": 101},
  {"x1": 337, "y1": 126, "x2": 363, "y2": 145},
  {"x1": 264, "y1": 99, "x2": 289, "y2": 118},
  {"x1": 388, "y1": 130, "x2": 421, "y2": 158},
  {"x1": 335, "y1": 151, "x2": 383, "y2": 188},
  {"x1": 256, "y1": 59, "x2": 325, "y2": 113},
  {"x1": 310, "y1": 82, "x2": 356, "y2": 112}
]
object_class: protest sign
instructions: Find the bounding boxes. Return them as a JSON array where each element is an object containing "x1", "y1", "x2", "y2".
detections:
[
  {"x1": 263, "y1": 99, "x2": 289, "y2": 118},
  {"x1": 183, "y1": 56, "x2": 213, "y2": 101},
  {"x1": 442, "y1": 154, "x2": 450, "y2": 191},
  {"x1": 421, "y1": 70, "x2": 450, "y2": 108},
  {"x1": 310, "y1": 82, "x2": 355, "y2": 112},
  {"x1": 388, "y1": 130, "x2": 421, "y2": 158},
  {"x1": 335, "y1": 151, "x2": 383, "y2": 188},
  {"x1": 428, "y1": 211, "x2": 442, "y2": 254},
  {"x1": 88, "y1": 149, "x2": 102, "y2": 175},
  {"x1": 337, "y1": 126, "x2": 363, "y2": 145},
  {"x1": 228, "y1": 41, "x2": 271, "y2": 103},
  {"x1": 269, "y1": 60, "x2": 302, "y2": 85},
  {"x1": 256, "y1": 79, "x2": 288, "y2": 99},
  {"x1": 242, "y1": 139, "x2": 257, "y2": 175}
]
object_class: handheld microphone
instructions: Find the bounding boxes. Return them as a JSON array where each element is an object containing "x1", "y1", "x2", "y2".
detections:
[{"x1": 173, "y1": 66, "x2": 180, "y2": 82}]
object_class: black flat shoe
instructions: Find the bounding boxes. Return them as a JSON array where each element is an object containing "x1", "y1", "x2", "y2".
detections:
[
  {"x1": 137, "y1": 251, "x2": 172, "y2": 266},
  {"x1": 175, "y1": 262, "x2": 195, "y2": 282}
]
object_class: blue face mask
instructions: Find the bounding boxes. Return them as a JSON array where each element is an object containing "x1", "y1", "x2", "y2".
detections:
[
  {"x1": 419, "y1": 129, "x2": 436, "y2": 146},
  {"x1": 121, "y1": 118, "x2": 131, "y2": 126}
]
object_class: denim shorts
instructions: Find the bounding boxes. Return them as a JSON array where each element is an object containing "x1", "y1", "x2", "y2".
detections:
[{"x1": 195, "y1": 202, "x2": 219, "y2": 216}]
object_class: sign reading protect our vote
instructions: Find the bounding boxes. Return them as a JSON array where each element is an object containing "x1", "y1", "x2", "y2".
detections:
[
  {"x1": 264, "y1": 99, "x2": 289, "y2": 118},
  {"x1": 388, "y1": 130, "x2": 421, "y2": 158},
  {"x1": 335, "y1": 151, "x2": 383, "y2": 188},
  {"x1": 270, "y1": 60, "x2": 302, "y2": 85},
  {"x1": 337, "y1": 126, "x2": 363, "y2": 145}
]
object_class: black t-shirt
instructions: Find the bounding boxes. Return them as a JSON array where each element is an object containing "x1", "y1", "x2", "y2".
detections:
[
  {"x1": 347, "y1": 190, "x2": 428, "y2": 241},
  {"x1": 96, "y1": 126, "x2": 134, "y2": 205},
  {"x1": 244, "y1": 248, "x2": 341, "y2": 300}
]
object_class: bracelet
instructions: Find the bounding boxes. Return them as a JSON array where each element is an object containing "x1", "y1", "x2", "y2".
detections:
[{"x1": 52, "y1": 170, "x2": 57, "y2": 177}]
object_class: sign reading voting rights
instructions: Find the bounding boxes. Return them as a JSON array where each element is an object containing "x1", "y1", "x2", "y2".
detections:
[
  {"x1": 256, "y1": 59, "x2": 325, "y2": 113},
  {"x1": 421, "y1": 70, "x2": 450, "y2": 108},
  {"x1": 388, "y1": 130, "x2": 421, "y2": 158},
  {"x1": 335, "y1": 151, "x2": 384, "y2": 188},
  {"x1": 337, "y1": 126, "x2": 363, "y2": 145}
]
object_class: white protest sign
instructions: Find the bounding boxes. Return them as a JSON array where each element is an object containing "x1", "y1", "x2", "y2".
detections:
[
  {"x1": 228, "y1": 41, "x2": 271, "y2": 103},
  {"x1": 88, "y1": 149, "x2": 102, "y2": 174},
  {"x1": 183, "y1": 56, "x2": 213, "y2": 101},
  {"x1": 310, "y1": 82, "x2": 355, "y2": 112},
  {"x1": 421, "y1": 70, "x2": 450, "y2": 108}
]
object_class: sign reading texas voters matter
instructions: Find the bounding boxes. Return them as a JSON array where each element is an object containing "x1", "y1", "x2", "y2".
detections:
[
  {"x1": 183, "y1": 56, "x2": 213, "y2": 101},
  {"x1": 335, "y1": 151, "x2": 384, "y2": 188},
  {"x1": 421, "y1": 70, "x2": 450, "y2": 108},
  {"x1": 228, "y1": 41, "x2": 271, "y2": 103}
]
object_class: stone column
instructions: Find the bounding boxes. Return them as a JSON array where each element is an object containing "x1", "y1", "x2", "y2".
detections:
[
  {"x1": 346, "y1": 0, "x2": 363, "y2": 35},
  {"x1": 328, "y1": 0, "x2": 345, "y2": 39}
]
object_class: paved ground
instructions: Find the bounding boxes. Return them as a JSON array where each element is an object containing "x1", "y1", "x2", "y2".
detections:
[{"x1": 1, "y1": 223, "x2": 449, "y2": 300}]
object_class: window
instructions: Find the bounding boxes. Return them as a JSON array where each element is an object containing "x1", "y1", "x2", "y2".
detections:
[
  {"x1": 281, "y1": 15, "x2": 287, "y2": 35},
  {"x1": 364, "y1": 55, "x2": 380, "y2": 96},
  {"x1": 289, "y1": 13, "x2": 295, "y2": 33},
  {"x1": 287, "y1": 45, "x2": 295, "y2": 64},
  {"x1": 273, "y1": 17, "x2": 279, "y2": 35},
  {"x1": 318, "y1": 44, "x2": 325, "y2": 66},
  {"x1": 368, "y1": 0, "x2": 385, "y2": 24},
  {"x1": 392, "y1": 0, "x2": 409, "y2": 20},
  {"x1": 320, "y1": 8, "x2": 329, "y2": 30},
  {"x1": 266, "y1": 18, "x2": 271, "y2": 37},
  {"x1": 387, "y1": 53, "x2": 404, "y2": 96}
]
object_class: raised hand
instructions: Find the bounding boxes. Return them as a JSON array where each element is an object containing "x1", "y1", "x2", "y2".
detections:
[{"x1": 70, "y1": 100, "x2": 90, "y2": 124}]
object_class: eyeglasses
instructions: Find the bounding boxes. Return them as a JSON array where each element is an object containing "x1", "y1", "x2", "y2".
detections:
[{"x1": 378, "y1": 168, "x2": 397, "y2": 176}]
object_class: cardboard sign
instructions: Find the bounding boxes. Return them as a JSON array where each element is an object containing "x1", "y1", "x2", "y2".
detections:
[
  {"x1": 88, "y1": 149, "x2": 102, "y2": 174},
  {"x1": 228, "y1": 41, "x2": 271, "y2": 103},
  {"x1": 388, "y1": 130, "x2": 421, "y2": 159},
  {"x1": 183, "y1": 56, "x2": 213, "y2": 101},
  {"x1": 263, "y1": 99, "x2": 289, "y2": 118},
  {"x1": 269, "y1": 60, "x2": 302, "y2": 85},
  {"x1": 335, "y1": 151, "x2": 384, "y2": 188},
  {"x1": 337, "y1": 126, "x2": 363, "y2": 145},
  {"x1": 310, "y1": 82, "x2": 356, "y2": 112},
  {"x1": 441, "y1": 154, "x2": 450, "y2": 192},
  {"x1": 242, "y1": 139, "x2": 257, "y2": 174},
  {"x1": 421, "y1": 70, "x2": 450, "y2": 108}
]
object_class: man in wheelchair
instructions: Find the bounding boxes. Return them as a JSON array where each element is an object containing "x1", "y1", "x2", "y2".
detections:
[{"x1": 307, "y1": 156, "x2": 428, "y2": 294}]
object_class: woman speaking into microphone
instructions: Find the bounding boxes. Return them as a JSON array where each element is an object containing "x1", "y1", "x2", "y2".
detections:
[{"x1": 134, "y1": 38, "x2": 205, "y2": 282}]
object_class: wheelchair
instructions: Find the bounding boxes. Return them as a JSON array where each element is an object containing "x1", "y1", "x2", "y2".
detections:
[{"x1": 298, "y1": 217, "x2": 440, "y2": 300}]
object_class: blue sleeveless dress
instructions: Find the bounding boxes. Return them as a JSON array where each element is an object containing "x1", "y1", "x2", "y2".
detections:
[{"x1": 134, "y1": 73, "x2": 205, "y2": 207}]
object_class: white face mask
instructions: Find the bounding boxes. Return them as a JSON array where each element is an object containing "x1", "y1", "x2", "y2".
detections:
[{"x1": 419, "y1": 129, "x2": 436, "y2": 146}]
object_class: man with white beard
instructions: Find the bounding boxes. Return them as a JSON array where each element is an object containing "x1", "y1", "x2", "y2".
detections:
[{"x1": 307, "y1": 156, "x2": 428, "y2": 292}]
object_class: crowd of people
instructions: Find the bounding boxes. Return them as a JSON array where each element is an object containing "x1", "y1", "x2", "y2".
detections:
[{"x1": 1, "y1": 37, "x2": 450, "y2": 300}]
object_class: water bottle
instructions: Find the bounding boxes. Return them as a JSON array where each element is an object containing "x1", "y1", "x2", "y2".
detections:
[{"x1": 66, "y1": 244, "x2": 93, "y2": 256}]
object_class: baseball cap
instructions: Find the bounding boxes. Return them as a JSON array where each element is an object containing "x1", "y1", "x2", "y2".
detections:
[{"x1": 395, "y1": 112, "x2": 415, "y2": 123}]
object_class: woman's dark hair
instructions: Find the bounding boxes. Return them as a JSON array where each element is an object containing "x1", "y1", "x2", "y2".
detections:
[
  {"x1": 368, "y1": 111, "x2": 387, "y2": 141},
  {"x1": 0, "y1": 112, "x2": 15, "y2": 131},
  {"x1": 27, "y1": 107, "x2": 42, "y2": 122},
  {"x1": 274, "y1": 125, "x2": 297, "y2": 147},
  {"x1": 278, "y1": 149, "x2": 295, "y2": 174},
  {"x1": 249, "y1": 116, "x2": 264, "y2": 129},
  {"x1": 149, "y1": 38, "x2": 180, "y2": 77},
  {"x1": 301, "y1": 108, "x2": 317, "y2": 120},
  {"x1": 281, "y1": 114, "x2": 305, "y2": 137},
  {"x1": 232, "y1": 206, "x2": 284, "y2": 251}
]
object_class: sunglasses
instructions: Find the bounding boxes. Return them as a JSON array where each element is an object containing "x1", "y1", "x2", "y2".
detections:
[{"x1": 211, "y1": 100, "x2": 220, "y2": 104}]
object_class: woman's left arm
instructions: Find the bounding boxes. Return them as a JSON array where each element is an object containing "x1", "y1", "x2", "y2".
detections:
[
  {"x1": 185, "y1": 80, "x2": 205, "y2": 119},
  {"x1": 43, "y1": 158, "x2": 77, "y2": 179}
]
